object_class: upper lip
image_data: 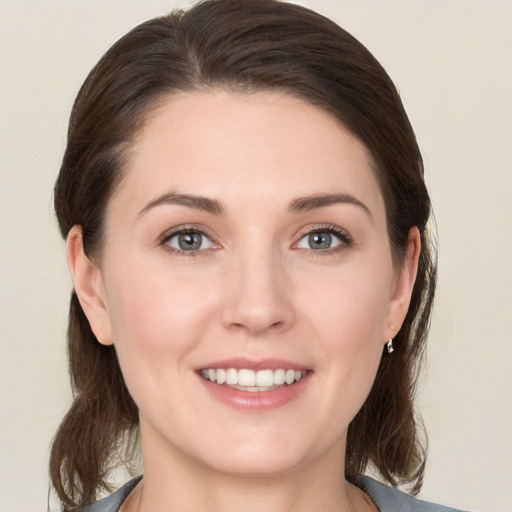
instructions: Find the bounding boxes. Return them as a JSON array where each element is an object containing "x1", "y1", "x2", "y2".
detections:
[{"x1": 196, "y1": 357, "x2": 311, "y2": 372}]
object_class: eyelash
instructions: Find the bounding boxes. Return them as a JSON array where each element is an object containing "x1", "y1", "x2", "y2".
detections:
[
  {"x1": 159, "y1": 224, "x2": 353, "y2": 257},
  {"x1": 160, "y1": 226, "x2": 217, "y2": 258},
  {"x1": 295, "y1": 224, "x2": 353, "y2": 255}
]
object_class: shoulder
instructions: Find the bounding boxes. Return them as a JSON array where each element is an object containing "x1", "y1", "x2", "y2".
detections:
[
  {"x1": 76, "y1": 476, "x2": 142, "y2": 512},
  {"x1": 358, "y1": 476, "x2": 469, "y2": 512}
]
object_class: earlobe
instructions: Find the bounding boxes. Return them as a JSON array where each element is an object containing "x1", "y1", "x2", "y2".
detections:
[
  {"x1": 386, "y1": 227, "x2": 421, "y2": 337},
  {"x1": 66, "y1": 225, "x2": 114, "y2": 346}
]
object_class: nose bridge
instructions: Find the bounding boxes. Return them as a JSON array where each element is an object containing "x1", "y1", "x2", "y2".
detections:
[{"x1": 221, "y1": 236, "x2": 294, "y2": 335}]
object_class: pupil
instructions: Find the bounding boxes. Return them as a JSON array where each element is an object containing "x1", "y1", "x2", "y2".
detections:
[
  {"x1": 310, "y1": 232, "x2": 331, "y2": 249},
  {"x1": 179, "y1": 232, "x2": 201, "y2": 250}
]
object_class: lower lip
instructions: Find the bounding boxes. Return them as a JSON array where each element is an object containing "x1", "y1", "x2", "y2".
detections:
[{"x1": 197, "y1": 373, "x2": 312, "y2": 411}]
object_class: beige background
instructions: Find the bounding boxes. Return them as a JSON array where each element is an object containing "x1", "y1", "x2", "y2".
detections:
[{"x1": 1, "y1": 1, "x2": 510, "y2": 511}]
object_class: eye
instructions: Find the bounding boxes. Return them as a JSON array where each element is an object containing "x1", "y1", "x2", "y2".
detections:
[
  {"x1": 296, "y1": 227, "x2": 350, "y2": 251},
  {"x1": 164, "y1": 229, "x2": 215, "y2": 252}
]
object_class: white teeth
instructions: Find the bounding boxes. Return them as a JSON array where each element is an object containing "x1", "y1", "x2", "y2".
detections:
[
  {"x1": 216, "y1": 368, "x2": 226, "y2": 385},
  {"x1": 226, "y1": 368, "x2": 238, "y2": 385},
  {"x1": 256, "y1": 369, "x2": 274, "y2": 387},
  {"x1": 200, "y1": 367, "x2": 308, "y2": 388},
  {"x1": 273, "y1": 368, "x2": 286, "y2": 385},
  {"x1": 238, "y1": 369, "x2": 256, "y2": 386}
]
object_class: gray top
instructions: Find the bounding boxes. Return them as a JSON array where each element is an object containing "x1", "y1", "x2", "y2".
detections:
[
  {"x1": 358, "y1": 476, "x2": 466, "y2": 512},
  {"x1": 78, "y1": 475, "x2": 467, "y2": 512}
]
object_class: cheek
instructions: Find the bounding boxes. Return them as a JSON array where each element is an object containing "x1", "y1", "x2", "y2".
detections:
[
  {"x1": 103, "y1": 261, "x2": 219, "y2": 369},
  {"x1": 299, "y1": 263, "x2": 392, "y2": 346},
  {"x1": 101, "y1": 262, "x2": 222, "y2": 425},
  {"x1": 296, "y1": 264, "x2": 392, "y2": 410}
]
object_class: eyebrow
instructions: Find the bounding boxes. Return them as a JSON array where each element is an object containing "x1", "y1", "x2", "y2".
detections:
[
  {"x1": 138, "y1": 192, "x2": 225, "y2": 217},
  {"x1": 137, "y1": 191, "x2": 370, "y2": 219},
  {"x1": 288, "y1": 193, "x2": 372, "y2": 218}
]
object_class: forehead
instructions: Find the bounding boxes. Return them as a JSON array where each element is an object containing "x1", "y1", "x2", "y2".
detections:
[{"x1": 111, "y1": 90, "x2": 384, "y2": 219}]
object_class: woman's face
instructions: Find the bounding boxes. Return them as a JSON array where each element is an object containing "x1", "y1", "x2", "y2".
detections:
[{"x1": 73, "y1": 90, "x2": 418, "y2": 478}]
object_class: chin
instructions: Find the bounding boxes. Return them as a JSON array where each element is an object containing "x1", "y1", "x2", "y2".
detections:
[
  {"x1": 200, "y1": 450, "x2": 309, "y2": 479},
  {"x1": 183, "y1": 426, "x2": 336, "y2": 479}
]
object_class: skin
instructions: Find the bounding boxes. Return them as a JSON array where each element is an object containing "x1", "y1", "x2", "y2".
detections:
[{"x1": 67, "y1": 90, "x2": 419, "y2": 512}]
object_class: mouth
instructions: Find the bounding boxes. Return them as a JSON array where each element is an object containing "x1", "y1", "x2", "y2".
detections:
[{"x1": 199, "y1": 367, "x2": 310, "y2": 392}]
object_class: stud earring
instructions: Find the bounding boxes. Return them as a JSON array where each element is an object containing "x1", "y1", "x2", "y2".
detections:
[{"x1": 386, "y1": 339, "x2": 394, "y2": 354}]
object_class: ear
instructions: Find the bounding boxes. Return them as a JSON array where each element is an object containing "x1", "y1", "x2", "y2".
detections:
[
  {"x1": 385, "y1": 227, "x2": 421, "y2": 338},
  {"x1": 66, "y1": 225, "x2": 114, "y2": 346}
]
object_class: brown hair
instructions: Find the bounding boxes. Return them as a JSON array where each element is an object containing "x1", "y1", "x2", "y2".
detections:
[{"x1": 51, "y1": 0, "x2": 436, "y2": 508}]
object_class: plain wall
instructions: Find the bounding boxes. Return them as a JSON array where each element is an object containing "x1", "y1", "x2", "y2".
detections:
[{"x1": 0, "y1": 1, "x2": 510, "y2": 511}]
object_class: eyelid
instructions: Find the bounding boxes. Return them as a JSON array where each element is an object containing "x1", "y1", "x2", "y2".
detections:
[
  {"x1": 160, "y1": 225, "x2": 220, "y2": 255},
  {"x1": 158, "y1": 223, "x2": 352, "y2": 256},
  {"x1": 293, "y1": 224, "x2": 353, "y2": 251}
]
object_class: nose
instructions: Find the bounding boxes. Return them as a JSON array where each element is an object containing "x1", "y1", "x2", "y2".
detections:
[{"x1": 221, "y1": 247, "x2": 295, "y2": 336}]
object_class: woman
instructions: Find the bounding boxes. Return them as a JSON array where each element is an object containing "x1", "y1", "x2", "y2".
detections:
[{"x1": 50, "y1": 0, "x2": 461, "y2": 511}]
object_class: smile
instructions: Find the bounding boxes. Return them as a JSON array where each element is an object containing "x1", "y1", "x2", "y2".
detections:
[{"x1": 200, "y1": 368, "x2": 309, "y2": 392}]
